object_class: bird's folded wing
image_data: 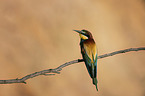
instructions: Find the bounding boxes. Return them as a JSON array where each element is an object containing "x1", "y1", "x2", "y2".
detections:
[{"x1": 83, "y1": 45, "x2": 97, "y2": 78}]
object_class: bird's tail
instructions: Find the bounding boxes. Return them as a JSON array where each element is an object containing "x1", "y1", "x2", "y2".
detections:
[{"x1": 93, "y1": 78, "x2": 98, "y2": 91}]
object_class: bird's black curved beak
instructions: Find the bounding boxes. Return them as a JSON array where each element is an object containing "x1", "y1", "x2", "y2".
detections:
[{"x1": 73, "y1": 30, "x2": 86, "y2": 35}]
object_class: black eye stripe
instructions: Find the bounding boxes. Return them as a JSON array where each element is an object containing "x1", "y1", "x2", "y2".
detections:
[{"x1": 81, "y1": 29, "x2": 89, "y2": 33}]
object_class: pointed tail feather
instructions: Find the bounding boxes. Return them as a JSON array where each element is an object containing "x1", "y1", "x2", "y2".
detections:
[{"x1": 93, "y1": 78, "x2": 98, "y2": 91}]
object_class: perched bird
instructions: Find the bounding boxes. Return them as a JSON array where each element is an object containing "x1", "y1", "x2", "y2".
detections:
[{"x1": 74, "y1": 29, "x2": 98, "y2": 91}]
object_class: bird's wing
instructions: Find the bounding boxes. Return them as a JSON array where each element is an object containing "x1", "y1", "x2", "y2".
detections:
[{"x1": 83, "y1": 44, "x2": 97, "y2": 78}]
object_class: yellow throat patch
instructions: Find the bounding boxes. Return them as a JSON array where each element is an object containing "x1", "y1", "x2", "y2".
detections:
[{"x1": 79, "y1": 34, "x2": 88, "y2": 40}]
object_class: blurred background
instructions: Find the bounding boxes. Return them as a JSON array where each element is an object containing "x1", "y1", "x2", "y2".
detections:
[{"x1": 0, "y1": 0, "x2": 145, "y2": 96}]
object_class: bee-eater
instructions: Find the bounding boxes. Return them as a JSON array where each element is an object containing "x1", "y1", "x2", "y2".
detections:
[{"x1": 74, "y1": 29, "x2": 98, "y2": 91}]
